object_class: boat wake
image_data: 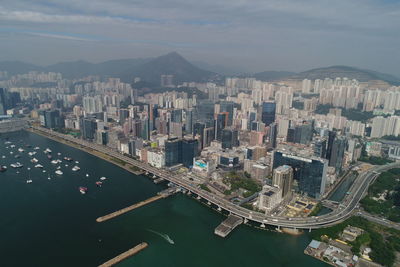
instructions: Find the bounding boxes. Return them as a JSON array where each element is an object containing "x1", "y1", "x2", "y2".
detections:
[{"x1": 147, "y1": 229, "x2": 175, "y2": 245}]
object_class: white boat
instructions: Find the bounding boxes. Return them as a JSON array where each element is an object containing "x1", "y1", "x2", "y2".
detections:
[
  {"x1": 35, "y1": 164, "x2": 44, "y2": 168},
  {"x1": 1, "y1": 155, "x2": 5, "y2": 159},
  {"x1": 31, "y1": 158, "x2": 39, "y2": 163},
  {"x1": 48, "y1": 176, "x2": 51, "y2": 180},
  {"x1": 86, "y1": 174, "x2": 89, "y2": 177},
  {"x1": 57, "y1": 166, "x2": 61, "y2": 170},
  {"x1": 44, "y1": 148, "x2": 52, "y2": 154},
  {"x1": 34, "y1": 147, "x2": 40, "y2": 150},
  {"x1": 10, "y1": 162, "x2": 23, "y2": 168},
  {"x1": 57, "y1": 153, "x2": 61, "y2": 156},
  {"x1": 10, "y1": 151, "x2": 13, "y2": 154},
  {"x1": 51, "y1": 160, "x2": 59, "y2": 164},
  {"x1": 55, "y1": 170, "x2": 63, "y2": 175},
  {"x1": 65, "y1": 164, "x2": 68, "y2": 167},
  {"x1": 26, "y1": 180, "x2": 33, "y2": 183},
  {"x1": 42, "y1": 170, "x2": 46, "y2": 173},
  {"x1": 18, "y1": 148, "x2": 24, "y2": 153},
  {"x1": 75, "y1": 161, "x2": 79, "y2": 164},
  {"x1": 72, "y1": 166, "x2": 80, "y2": 172},
  {"x1": 100, "y1": 177, "x2": 107, "y2": 181},
  {"x1": 27, "y1": 167, "x2": 31, "y2": 170}
]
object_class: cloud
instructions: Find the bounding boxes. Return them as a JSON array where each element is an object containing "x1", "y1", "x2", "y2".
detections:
[{"x1": 0, "y1": 0, "x2": 398, "y2": 75}]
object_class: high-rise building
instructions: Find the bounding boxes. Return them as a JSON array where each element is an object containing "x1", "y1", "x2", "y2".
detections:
[
  {"x1": 220, "y1": 101, "x2": 234, "y2": 126},
  {"x1": 79, "y1": 117, "x2": 97, "y2": 140},
  {"x1": 268, "y1": 122, "x2": 278, "y2": 148},
  {"x1": 0, "y1": 88, "x2": 6, "y2": 115},
  {"x1": 272, "y1": 151, "x2": 328, "y2": 199},
  {"x1": 182, "y1": 139, "x2": 199, "y2": 168},
  {"x1": 293, "y1": 121, "x2": 313, "y2": 145},
  {"x1": 165, "y1": 137, "x2": 182, "y2": 166},
  {"x1": 272, "y1": 165, "x2": 294, "y2": 199},
  {"x1": 326, "y1": 131, "x2": 336, "y2": 161},
  {"x1": 184, "y1": 109, "x2": 194, "y2": 134},
  {"x1": 261, "y1": 101, "x2": 276, "y2": 126},
  {"x1": 329, "y1": 136, "x2": 347, "y2": 173},
  {"x1": 221, "y1": 128, "x2": 239, "y2": 149},
  {"x1": 214, "y1": 113, "x2": 227, "y2": 141}
]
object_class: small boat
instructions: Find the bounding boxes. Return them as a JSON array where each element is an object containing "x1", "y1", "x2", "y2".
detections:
[
  {"x1": 0, "y1": 166, "x2": 7, "y2": 172},
  {"x1": 14, "y1": 155, "x2": 20, "y2": 159},
  {"x1": 63, "y1": 157, "x2": 73, "y2": 162},
  {"x1": 96, "y1": 181, "x2": 103, "y2": 187},
  {"x1": 72, "y1": 166, "x2": 80, "y2": 172},
  {"x1": 10, "y1": 162, "x2": 23, "y2": 168},
  {"x1": 100, "y1": 177, "x2": 107, "y2": 181},
  {"x1": 47, "y1": 175, "x2": 51, "y2": 180},
  {"x1": 57, "y1": 166, "x2": 61, "y2": 170},
  {"x1": 34, "y1": 147, "x2": 40, "y2": 150},
  {"x1": 28, "y1": 152, "x2": 36, "y2": 156},
  {"x1": 75, "y1": 161, "x2": 79, "y2": 164},
  {"x1": 27, "y1": 167, "x2": 31, "y2": 171},
  {"x1": 1, "y1": 155, "x2": 5, "y2": 159},
  {"x1": 18, "y1": 148, "x2": 24, "y2": 153},
  {"x1": 34, "y1": 164, "x2": 44, "y2": 168},
  {"x1": 10, "y1": 151, "x2": 13, "y2": 154},
  {"x1": 42, "y1": 170, "x2": 46, "y2": 173},
  {"x1": 57, "y1": 153, "x2": 61, "y2": 156},
  {"x1": 26, "y1": 180, "x2": 33, "y2": 184},
  {"x1": 79, "y1": 186, "x2": 88, "y2": 194},
  {"x1": 44, "y1": 148, "x2": 52, "y2": 154},
  {"x1": 86, "y1": 174, "x2": 89, "y2": 177},
  {"x1": 55, "y1": 170, "x2": 63, "y2": 175},
  {"x1": 31, "y1": 158, "x2": 39, "y2": 163},
  {"x1": 65, "y1": 164, "x2": 68, "y2": 167},
  {"x1": 51, "y1": 160, "x2": 59, "y2": 164}
]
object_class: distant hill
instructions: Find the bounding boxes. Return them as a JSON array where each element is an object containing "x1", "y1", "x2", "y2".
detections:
[
  {"x1": 253, "y1": 71, "x2": 296, "y2": 81},
  {"x1": 0, "y1": 52, "x2": 216, "y2": 85},
  {"x1": 287, "y1": 66, "x2": 400, "y2": 85},
  {"x1": 120, "y1": 52, "x2": 216, "y2": 84},
  {"x1": 0, "y1": 61, "x2": 41, "y2": 76}
]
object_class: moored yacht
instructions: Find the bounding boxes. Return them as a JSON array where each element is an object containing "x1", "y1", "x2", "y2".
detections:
[
  {"x1": 55, "y1": 170, "x2": 63, "y2": 175},
  {"x1": 34, "y1": 164, "x2": 44, "y2": 168},
  {"x1": 72, "y1": 166, "x2": 80, "y2": 172},
  {"x1": 79, "y1": 186, "x2": 88, "y2": 194}
]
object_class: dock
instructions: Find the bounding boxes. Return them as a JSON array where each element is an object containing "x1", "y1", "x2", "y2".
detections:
[
  {"x1": 214, "y1": 214, "x2": 243, "y2": 238},
  {"x1": 96, "y1": 187, "x2": 179, "y2": 223},
  {"x1": 98, "y1": 242, "x2": 148, "y2": 267},
  {"x1": 153, "y1": 177, "x2": 165, "y2": 184}
]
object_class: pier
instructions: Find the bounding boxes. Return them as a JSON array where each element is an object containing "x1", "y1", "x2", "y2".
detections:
[
  {"x1": 96, "y1": 187, "x2": 178, "y2": 223},
  {"x1": 98, "y1": 242, "x2": 148, "y2": 267},
  {"x1": 214, "y1": 214, "x2": 243, "y2": 238}
]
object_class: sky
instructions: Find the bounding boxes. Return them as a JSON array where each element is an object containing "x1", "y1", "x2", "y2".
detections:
[{"x1": 0, "y1": 0, "x2": 399, "y2": 75}]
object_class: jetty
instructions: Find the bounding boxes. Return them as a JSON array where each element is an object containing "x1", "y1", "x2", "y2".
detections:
[
  {"x1": 96, "y1": 187, "x2": 178, "y2": 223},
  {"x1": 214, "y1": 214, "x2": 243, "y2": 238},
  {"x1": 98, "y1": 242, "x2": 148, "y2": 267}
]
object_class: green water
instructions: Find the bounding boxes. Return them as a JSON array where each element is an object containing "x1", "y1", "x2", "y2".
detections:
[{"x1": 0, "y1": 131, "x2": 327, "y2": 267}]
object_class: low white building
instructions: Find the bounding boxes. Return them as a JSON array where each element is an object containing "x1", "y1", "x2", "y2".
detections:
[
  {"x1": 257, "y1": 185, "x2": 282, "y2": 213},
  {"x1": 147, "y1": 149, "x2": 165, "y2": 168}
]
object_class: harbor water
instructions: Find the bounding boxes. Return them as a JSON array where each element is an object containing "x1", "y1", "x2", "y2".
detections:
[{"x1": 0, "y1": 131, "x2": 327, "y2": 267}]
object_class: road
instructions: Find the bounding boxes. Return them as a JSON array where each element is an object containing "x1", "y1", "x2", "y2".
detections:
[
  {"x1": 29, "y1": 126, "x2": 400, "y2": 229},
  {"x1": 357, "y1": 210, "x2": 400, "y2": 231}
]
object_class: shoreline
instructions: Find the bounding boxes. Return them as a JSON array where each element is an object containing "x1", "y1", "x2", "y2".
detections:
[{"x1": 25, "y1": 128, "x2": 145, "y2": 177}]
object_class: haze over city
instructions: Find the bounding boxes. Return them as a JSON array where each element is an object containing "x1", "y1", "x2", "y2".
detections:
[{"x1": 0, "y1": 0, "x2": 399, "y2": 75}]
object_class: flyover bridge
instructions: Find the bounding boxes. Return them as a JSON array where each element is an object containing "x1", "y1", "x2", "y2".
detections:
[{"x1": 29, "y1": 126, "x2": 400, "y2": 230}]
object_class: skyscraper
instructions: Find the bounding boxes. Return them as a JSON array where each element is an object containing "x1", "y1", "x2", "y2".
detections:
[
  {"x1": 272, "y1": 151, "x2": 328, "y2": 199},
  {"x1": 165, "y1": 137, "x2": 182, "y2": 166},
  {"x1": 221, "y1": 128, "x2": 239, "y2": 149},
  {"x1": 182, "y1": 139, "x2": 199, "y2": 168},
  {"x1": 329, "y1": 136, "x2": 347, "y2": 173},
  {"x1": 220, "y1": 101, "x2": 234, "y2": 126},
  {"x1": 326, "y1": 131, "x2": 336, "y2": 161},
  {"x1": 272, "y1": 165, "x2": 294, "y2": 199},
  {"x1": 0, "y1": 88, "x2": 6, "y2": 115},
  {"x1": 261, "y1": 101, "x2": 276, "y2": 126}
]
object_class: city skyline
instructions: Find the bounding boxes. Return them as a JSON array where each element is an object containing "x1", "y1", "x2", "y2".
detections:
[{"x1": 0, "y1": 0, "x2": 399, "y2": 76}]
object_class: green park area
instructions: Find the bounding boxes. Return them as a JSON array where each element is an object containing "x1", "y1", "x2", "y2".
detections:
[
  {"x1": 360, "y1": 168, "x2": 400, "y2": 222},
  {"x1": 223, "y1": 171, "x2": 262, "y2": 197}
]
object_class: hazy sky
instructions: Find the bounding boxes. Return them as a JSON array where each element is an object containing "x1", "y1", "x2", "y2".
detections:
[{"x1": 0, "y1": 0, "x2": 399, "y2": 75}]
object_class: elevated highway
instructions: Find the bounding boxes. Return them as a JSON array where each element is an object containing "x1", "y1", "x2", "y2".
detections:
[{"x1": 29, "y1": 126, "x2": 400, "y2": 229}]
